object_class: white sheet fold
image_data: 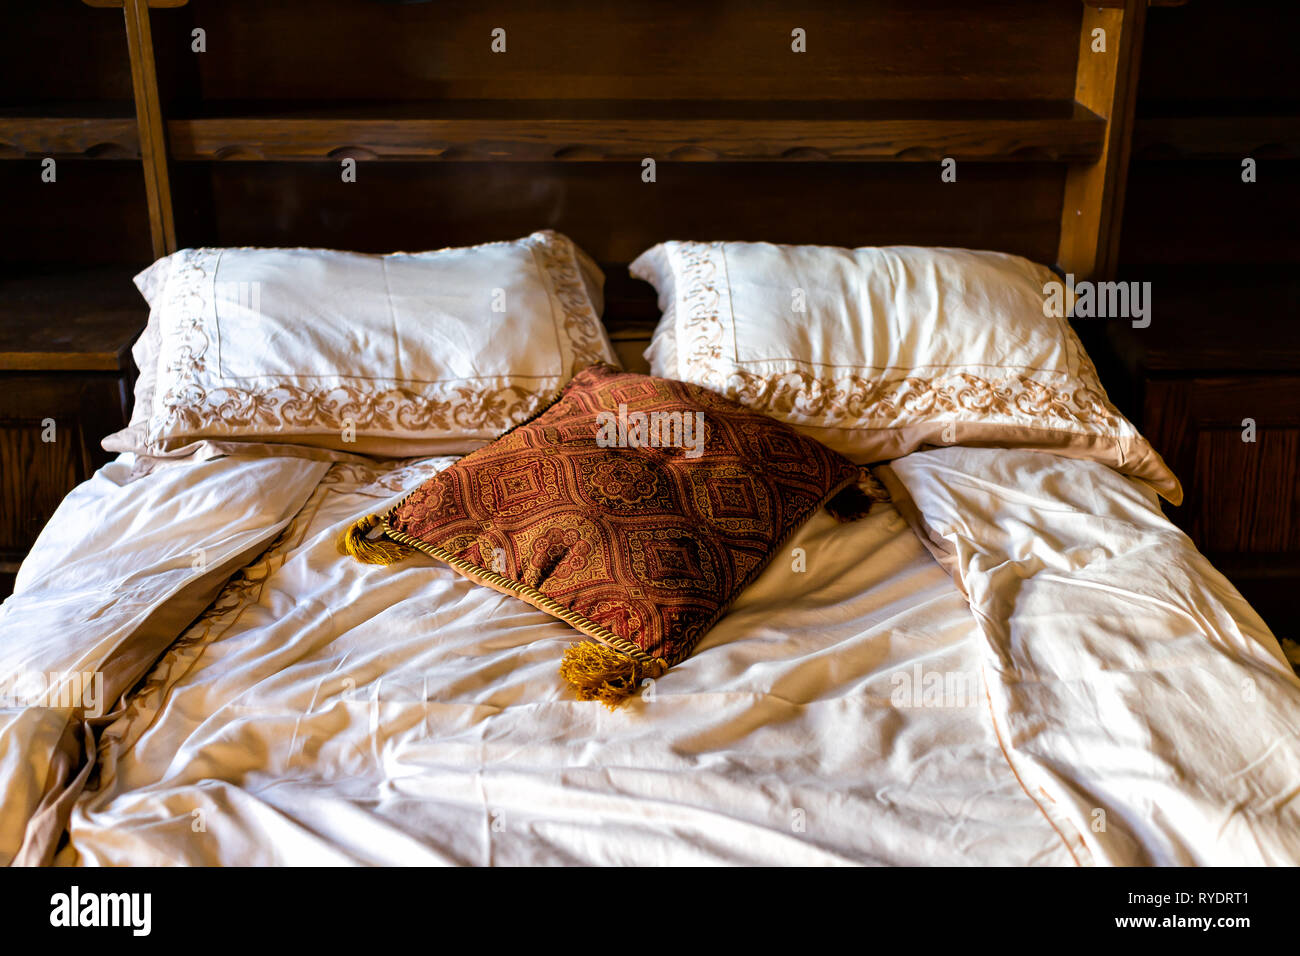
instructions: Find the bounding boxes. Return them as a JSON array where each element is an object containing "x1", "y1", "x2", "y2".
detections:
[
  {"x1": 881, "y1": 446, "x2": 1300, "y2": 865},
  {"x1": 0, "y1": 454, "x2": 327, "y2": 864}
]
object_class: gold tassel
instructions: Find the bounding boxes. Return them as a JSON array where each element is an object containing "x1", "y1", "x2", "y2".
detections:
[
  {"x1": 824, "y1": 466, "x2": 891, "y2": 522},
  {"x1": 559, "y1": 641, "x2": 666, "y2": 709},
  {"x1": 337, "y1": 513, "x2": 421, "y2": 565}
]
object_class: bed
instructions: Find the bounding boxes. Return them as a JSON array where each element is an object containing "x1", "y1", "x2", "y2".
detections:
[
  {"x1": 1, "y1": 231, "x2": 1297, "y2": 867},
  {"x1": 1, "y1": 0, "x2": 1298, "y2": 869},
  {"x1": 4, "y1": 436, "x2": 1298, "y2": 866}
]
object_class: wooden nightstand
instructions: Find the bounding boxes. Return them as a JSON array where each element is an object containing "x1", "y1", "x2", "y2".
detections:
[
  {"x1": 1098, "y1": 267, "x2": 1300, "y2": 639},
  {"x1": 0, "y1": 268, "x2": 145, "y2": 598}
]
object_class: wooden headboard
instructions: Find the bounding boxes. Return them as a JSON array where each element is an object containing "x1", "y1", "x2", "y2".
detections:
[{"x1": 2, "y1": 0, "x2": 1159, "y2": 335}]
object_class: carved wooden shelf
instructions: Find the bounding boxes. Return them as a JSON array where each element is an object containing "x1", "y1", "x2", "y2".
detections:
[
  {"x1": 162, "y1": 99, "x2": 1106, "y2": 163},
  {"x1": 0, "y1": 268, "x2": 147, "y2": 371},
  {"x1": 1132, "y1": 113, "x2": 1300, "y2": 159},
  {"x1": 0, "y1": 105, "x2": 139, "y2": 159}
]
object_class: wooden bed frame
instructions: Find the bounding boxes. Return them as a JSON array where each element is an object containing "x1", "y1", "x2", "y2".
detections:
[
  {"x1": 4, "y1": 0, "x2": 1162, "y2": 307},
  {"x1": 5, "y1": 0, "x2": 1300, "y2": 630}
]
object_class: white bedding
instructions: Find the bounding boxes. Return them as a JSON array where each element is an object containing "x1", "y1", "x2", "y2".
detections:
[
  {"x1": 882, "y1": 447, "x2": 1300, "y2": 865},
  {"x1": 0, "y1": 454, "x2": 326, "y2": 865},
  {"x1": 1, "y1": 447, "x2": 1296, "y2": 866}
]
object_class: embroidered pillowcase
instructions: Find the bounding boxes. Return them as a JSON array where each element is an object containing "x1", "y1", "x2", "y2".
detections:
[
  {"x1": 340, "y1": 363, "x2": 865, "y2": 706},
  {"x1": 630, "y1": 241, "x2": 1181, "y2": 503},
  {"x1": 104, "y1": 231, "x2": 616, "y2": 464}
]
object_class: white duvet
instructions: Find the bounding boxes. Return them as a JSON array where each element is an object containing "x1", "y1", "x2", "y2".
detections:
[{"x1": 0, "y1": 446, "x2": 1296, "y2": 866}]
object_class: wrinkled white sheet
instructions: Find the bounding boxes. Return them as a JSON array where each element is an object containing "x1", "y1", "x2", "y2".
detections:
[
  {"x1": 3, "y1": 446, "x2": 1295, "y2": 866},
  {"x1": 0, "y1": 455, "x2": 328, "y2": 864},
  {"x1": 56, "y1": 458, "x2": 1067, "y2": 865},
  {"x1": 881, "y1": 446, "x2": 1300, "y2": 865}
]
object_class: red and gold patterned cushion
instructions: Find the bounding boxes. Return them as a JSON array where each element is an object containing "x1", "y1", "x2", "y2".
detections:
[{"x1": 341, "y1": 364, "x2": 863, "y2": 705}]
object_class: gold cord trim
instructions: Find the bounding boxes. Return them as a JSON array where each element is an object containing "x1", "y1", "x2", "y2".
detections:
[{"x1": 380, "y1": 521, "x2": 665, "y2": 670}]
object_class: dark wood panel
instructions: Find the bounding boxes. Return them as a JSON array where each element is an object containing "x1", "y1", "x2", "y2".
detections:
[
  {"x1": 1104, "y1": 265, "x2": 1300, "y2": 375},
  {"x1": 0, "y1": 373, "x2": 131, "y2": 557},
  {"x1": 170, "y1": 161, "x2": 1066, "y2": 283},
  {"x1": 0, "y1": 0, "x2": 136, "y2": 103},
  {"x1": 1138, "y1": 4, "x2": 1300, "y2": 109},
  {"x1": 1121, "y1": 1, "x2": 1300, "y2": 274},
  {"x1": 1, "y1": 0, "x2": 1099, "y2": 276},
  {"x1": 608, "y1": 329, "x2": 654, "y2": 376},
  {"x1": 0, "y1": 266, "x2": 144, "y2": 317},
  {"x1": 0, "y1": 422, "x2": 83, "y2": 555},
  {"x1": 1193, "y1": 428, "x2": 1300, "y2": 553},
  {"x1": 1119, "y1": 159, "x2": 1300, "y2": 266},
  {"x1": 0, "y1": 162, "x2": 154, "y2": 266},
  {"x1": 1171, "y1": 376, "x2": 1300, "y2": 429},
  {"x1": 0, "y1": 375, "x2": 129, "y2": 458},
  {"x1": 149, "y1": 0, "x2": 1083, "y2": 105},
  {"x1": 1144, "y1": 376, "x2": 1300, "y2": 557}
]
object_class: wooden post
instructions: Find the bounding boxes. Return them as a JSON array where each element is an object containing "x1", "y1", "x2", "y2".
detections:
[
  {"x1": 1057, "y1": 0, "x2": 1146, "y2": 280},
  {"x1": 84, "y1": 0, "x2": 186, "y2": 257},
  {"x1": 122, "y1": 0, "x2": 176, "y2": 258}
]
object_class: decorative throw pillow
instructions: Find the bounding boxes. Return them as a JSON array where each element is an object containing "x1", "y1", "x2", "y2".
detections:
[
  {"x1": 340, "y1": 363, "x2": 874, "y2": 706},
  {"x1": 630, "y1": 240, "x2": 1182, "y2": 503},
  {"x1": 103, "y1": 230, "x2": 615, "y2": 463}
]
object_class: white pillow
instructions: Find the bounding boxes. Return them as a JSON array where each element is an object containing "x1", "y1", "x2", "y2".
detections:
[
  {"x1": 630, "y1": 240, "x2": 1180, "y2": 503},
  {"x1": 105, "y1": 231, "x2": 616, "y2": 463}
]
